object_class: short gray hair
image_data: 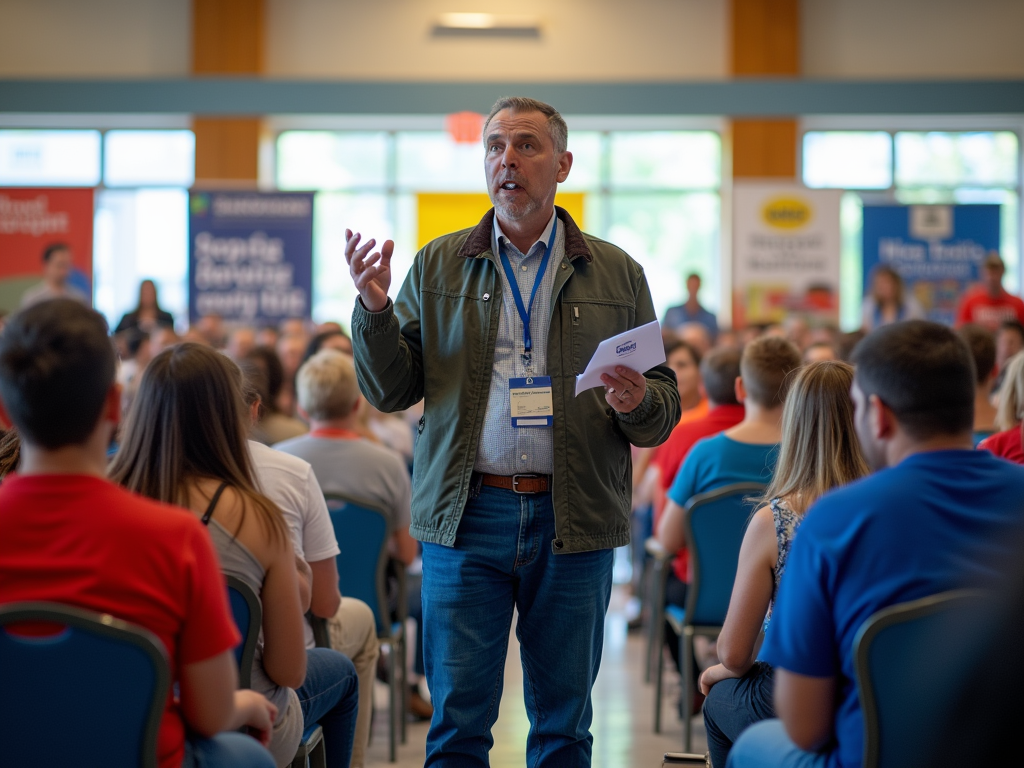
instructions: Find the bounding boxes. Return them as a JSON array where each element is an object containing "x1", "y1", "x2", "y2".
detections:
[
  {"x1": 296, "y1": 349, "x2": 360, "y2": 421},
  {"x1": 482, "y1": 96, "x2": 568, "y2": 154}
]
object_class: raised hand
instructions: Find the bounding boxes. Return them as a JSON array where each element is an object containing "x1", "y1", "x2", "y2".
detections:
[{"x1": 345, "y1": 229, "x2": 394, "y2": 312}]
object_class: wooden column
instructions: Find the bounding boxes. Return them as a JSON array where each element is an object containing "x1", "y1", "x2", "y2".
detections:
[
  {"x1": 729, "y1": 0, "x2": 800, "y2": 179},
  {"x1": 191, "y1": 0, "x2": 264, "y2": 183}
]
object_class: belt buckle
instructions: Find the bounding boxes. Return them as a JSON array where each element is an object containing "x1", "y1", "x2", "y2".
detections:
[{"x1": 511, "y1": 474, "x2": 538, "y2": 494}]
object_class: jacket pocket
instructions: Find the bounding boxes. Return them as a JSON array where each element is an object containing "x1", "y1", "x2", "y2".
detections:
[{"x1": 569, "y1": 300, "x2": 636, "y2": 375}]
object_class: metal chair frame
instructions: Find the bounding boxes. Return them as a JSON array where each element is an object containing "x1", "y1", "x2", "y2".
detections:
[
  {"x1": 651, "y1": 482, "x2": 765, "y2": 750},
  {"x1": 0, "y1": 601, "x2": 170, "y2": 768},
  {"x1": 853, "y1": 589, "x2": 989, "y2": 768},
  {"x1": 324, "y1": 491, "x2": 408, "y2": 763}
]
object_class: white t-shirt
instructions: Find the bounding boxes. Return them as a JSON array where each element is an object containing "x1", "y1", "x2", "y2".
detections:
[{"x1": 248, "y1": 440, "x2": 340, "y2": 648}]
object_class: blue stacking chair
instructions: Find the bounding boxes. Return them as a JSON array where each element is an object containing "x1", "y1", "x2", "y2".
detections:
[
  {"x1": 854, "y1": 589, "x2": 993, "y2": 768},
  {"x1": 0, "y1": 601, "x2": 170, "y2": 767},
  {"x1": 324, "y1": 492, "x2": 407, "y2": 763},
  {"x1": 653, "y1": 482, "x2": 765, "y2": 750},
  {"x1": 226, "y1": 576, "x2": 326, "y2": 768}
]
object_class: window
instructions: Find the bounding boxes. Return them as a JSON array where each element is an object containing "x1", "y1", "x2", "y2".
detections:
[
  {"x1": 802, "y1": 128, "x2": 1022, "y2": 329},
  {"x1": 104, "y1": 130, "x2": 195, "y2": 187},
  {"x1": 276, "y1": 128, "x2": 723, "y2": 324},
  {"x1": 802, "y1": 132, "x2": 892, "y2": 190},
  {"x1": 0, "y1": 130, "x2": 101, "y2": 186}
]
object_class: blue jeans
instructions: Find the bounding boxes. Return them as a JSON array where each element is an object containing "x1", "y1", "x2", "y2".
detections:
[
  {"x1": 704, "y1": 662, "x2": 776, "y2": 768},
  {"x1": 183, "y1": 731, "x2": 275, "y2": 768},
  {"x1": 421, "y1": 485, "x2": 615, "y2": 767},
  {"x1": 728, "y1": 720, "x2": 831, "y2": 768},
  {"x1": 296, "y1": 647, "x2": 359, "y2": 768}
]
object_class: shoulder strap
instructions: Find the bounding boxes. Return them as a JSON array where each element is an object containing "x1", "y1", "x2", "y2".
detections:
[{"x1": 200, "y1": 482, "x2": 229, "y2": 526}]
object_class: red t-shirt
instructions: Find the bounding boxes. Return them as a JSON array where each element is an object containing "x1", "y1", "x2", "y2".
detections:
[
  {"x1": 651, "y1": 403, "x2": 746, "y2": 582},
  {"x1": 978, "y1": 427, "x2": 1024, "y2": 465},
  {"x1": 956, "y1": 288, "x2": 1024, "y2": 332},
  {"x1": 0, "y1": 474, "x2": 240, "y2": 768}
]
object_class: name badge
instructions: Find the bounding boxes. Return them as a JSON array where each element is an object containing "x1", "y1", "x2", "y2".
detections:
[{"x1": 509, "y1": 376, "x2": 553, "y2": 428}]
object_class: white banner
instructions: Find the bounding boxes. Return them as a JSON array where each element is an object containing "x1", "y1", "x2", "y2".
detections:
[{"x1": 732, "y1": 184, "x2": 842, "y2": 327}]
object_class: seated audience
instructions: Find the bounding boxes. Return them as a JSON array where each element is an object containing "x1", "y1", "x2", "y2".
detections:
[
  {"x1": 115, "y1": 327, "x2": 151, "y2": 388},
  {"x1": 244, "y1": 346, "x2": 309, "y2": 445},
  {"x1": 110, "y1": 343, "x2": 358, "y2": 768},
  {"x1": 275, "y1": 350, "x2": 430, "y2": 718},
  {"x1": 957, "y1": 323, "x2": 999, "y2": 444},
  {"x1": 227, "y1": 327, "x2": 258, "y2": 361},
  {"x1": 304, "y1": 329, "x2": 353, "y2": 363},
  {"x1": 860, "y1": 264, "x2": 924, "y2": 332},
  {"x1": 0, "y1": 300, "x2": 275, "y2": 768},
  {"x1": 276, "y1": 333, "x2": 307, "y2": 415},
  {"x1": 802, "y1": 342, "x2": 835, "y2": 364},
  {"x1": 114, "y1": 279, "x2": 175, "y2": 334},
  {"x1": 656, "y1": 337, "x2": 801, "y2": 679},
  {"x1": 978, "y1": 351, "x2": 1024, "y2": 464},
  {"x1": 730, "y1": 321, "x2": 1024, "y2": 768},
  {"x1": 196, "y1": 313, "x2": 227, "y2": 348},
  {"x1": 241, "y1": 376, "x2": 380, "y2": 768},
  {"x1": 997, "y1": 319, "x2": 1024, "y2": 370},
  {"x1": 700, "y1": 361, "x2": 867, "y2": 767},
  {"x1": 956, "y1": 252, "x2": 1024, "y2": 331}
]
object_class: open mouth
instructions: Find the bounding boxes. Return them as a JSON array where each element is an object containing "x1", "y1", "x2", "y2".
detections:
[{"x1": 500, "y1": 181, "x2": 522, "y2": 191}]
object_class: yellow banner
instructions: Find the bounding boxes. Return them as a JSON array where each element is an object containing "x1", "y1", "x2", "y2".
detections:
[{"x1": 416, "y1": 193, "x2": 585, "y2": 250}]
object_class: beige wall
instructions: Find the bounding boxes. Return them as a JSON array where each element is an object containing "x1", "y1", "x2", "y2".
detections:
[
  {"x1": 2, "y1": 0, "x2": 1024, "y2": 82},
  {"x1": 0, "y1": 0, "x2": 191, "y2": 77},
  {"x1": 804, "y1": 0, "x2": 1024, "y2": 79},
  {"x1": 264, "y1": 0, "x2": 728, "y2": 81}
]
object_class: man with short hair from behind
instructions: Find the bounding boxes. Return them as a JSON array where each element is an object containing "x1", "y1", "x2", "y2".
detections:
[
  {"x1": 0, "y1": 299, "x2": 276, "y2": 768},
  {"x1": 730, "y1": 320, "x2": 1024, "y2": 768},
  {"x1": 656, "y1": 337, "x2": 801, "y2": 686},
  {"x1": 20, "y1": 242, "x2": 90, "y2": 308}
]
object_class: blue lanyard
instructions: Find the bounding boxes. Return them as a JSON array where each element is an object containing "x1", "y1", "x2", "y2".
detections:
[{"x1": 498, "y1": 217, "x2": 558, "y2": 368}]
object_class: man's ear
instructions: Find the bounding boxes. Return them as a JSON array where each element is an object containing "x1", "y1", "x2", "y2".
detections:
[
  {"x1": 870, "y1": 394, "x2": 896, "y2": 440},
  {"x1": 734, "y1": 376, "x2": 747, "y2": 404},
  {"x1": 105, "y1": 383, "x2": 122, "y2": 424},
  {"x1": 556, "y1": 150, "x2": 573, "y2": 183}
]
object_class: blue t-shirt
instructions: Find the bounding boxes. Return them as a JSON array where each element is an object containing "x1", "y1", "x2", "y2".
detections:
[
  {"x1": 761, "y1": 449, "x2": 1024, "y2": 768},
  {"x1": 667, "y1": 433, "x2": 777, "y2": 507},
  {"x1": 663, "y1": 303, "x2": 719, "y2": 340}
]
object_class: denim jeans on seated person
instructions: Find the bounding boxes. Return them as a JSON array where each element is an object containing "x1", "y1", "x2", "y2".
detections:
[
  {"x1": 296, "y1": 647, "x2": 360, "y2": 768},
  {"x1": 704, "y1": 661, "x2": 776, "y2": 768},
  {"x1": 183, "y1": 731, "x2": 276, "y2": 768},
  {"x1": 421, "y1": 485, "x2": 615, "y2": 768},
  {"x1": 727, "y1": 719, "x2": 831, "y2": 768}
]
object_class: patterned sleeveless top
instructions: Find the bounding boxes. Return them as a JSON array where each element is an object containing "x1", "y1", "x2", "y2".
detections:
[{"x1": 764, "y1": 497, "x2": 802, "y2": 633}]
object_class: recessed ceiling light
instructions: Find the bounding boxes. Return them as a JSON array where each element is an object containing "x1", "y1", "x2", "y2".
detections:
[{"x1": 433, "y1": 13, "x2": 541, "y2": 37}]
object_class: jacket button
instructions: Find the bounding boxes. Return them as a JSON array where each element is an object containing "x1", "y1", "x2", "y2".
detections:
[
  {"x1": 483, "y1": 293, "x2": 490, "y2": 301},
  {"x1": 553, "y1": 539, "x2": 564, "y2": 550},
  {"x1": 561, "y1": 263, "x2": 567, "y2": 269}
]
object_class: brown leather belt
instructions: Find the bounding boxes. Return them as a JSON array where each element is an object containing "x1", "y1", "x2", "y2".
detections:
[{"x1": 477, "y1": 473, "x2": 551, "y2": 494}]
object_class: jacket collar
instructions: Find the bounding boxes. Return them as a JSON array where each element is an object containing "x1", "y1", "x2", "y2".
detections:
[{"x1": 457, "y1": 205, "x2": 593, "y2": 263}]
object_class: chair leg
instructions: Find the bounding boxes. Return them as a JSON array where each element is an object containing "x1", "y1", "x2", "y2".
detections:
[
  {"x1": 399, "y1": 634, "x2": 408, "y2": 744},
  {"x1": 387, "y1": 640, "x2": 398, "y2": 763},
  {"x1": 646, "y1": 559, "x2": 664, "y2": 684},
  {"x1": 653, "y1": 622, "x2": 665, "y2": 734},
  {"x1": 682, "y1": 629, "x2": 694, "y2": 753},
  {"x1": 311, "y1": 737, "x2": 327, "y2": 768}
]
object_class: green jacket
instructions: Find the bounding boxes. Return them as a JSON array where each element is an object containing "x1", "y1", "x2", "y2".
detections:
[{"x1": 352, "y1": 207, "x2": 680, "y2": 553}]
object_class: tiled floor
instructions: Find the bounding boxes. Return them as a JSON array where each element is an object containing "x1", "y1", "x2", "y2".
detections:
[{"x1": 363, "y1": 586, "x2": 705, "y2": 767}]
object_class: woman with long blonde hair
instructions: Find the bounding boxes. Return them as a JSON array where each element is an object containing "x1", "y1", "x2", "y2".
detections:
[
  {"x1": 110, "y1": 343, "x2": 358, "y2": 768},
  {"x1": 698, "y1": 360, "x2": 868, "y2": 767}
]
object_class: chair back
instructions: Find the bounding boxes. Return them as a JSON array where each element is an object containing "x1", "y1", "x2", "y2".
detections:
[
  {"x1": 684, "y1": 482, "x2": 765, "y2": 627},
  {"x1": 225, "y1": 575, "x2": 262, "y2": 689},
  {"x1": 854, "y1": 589, "x2": 993, "y2": 768},
  {"x1": 324, "y1": 493, "x2": 393, "y2": 636},
  {"x1": 0, "y1": 601, "x2": 170, "y2": 768}
]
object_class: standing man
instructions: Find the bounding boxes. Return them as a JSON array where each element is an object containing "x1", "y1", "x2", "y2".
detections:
[
  {"x1": 663, "y1": 272, "x2": 718, "y2": 341},
  {"x1": 20, "y1": 242, "x2": 90, "y2": 308},
  {"x1": 345, "y1": 97, "x2": 680, "y2": 766},
  {"x1": 955, "y1": 252, "x2": 1024, "y2": 331}
]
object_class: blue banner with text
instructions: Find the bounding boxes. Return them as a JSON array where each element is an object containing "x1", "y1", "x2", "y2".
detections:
[
  {"x1": 189, "y1": 191, "x2": 314, "y2": 325},
  {"x1": 862, "y1": 204, "x2": 1001, "y2": 326}
]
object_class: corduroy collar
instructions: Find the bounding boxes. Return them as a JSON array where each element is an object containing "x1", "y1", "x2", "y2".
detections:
[{"x1": 456, "y1": 206, "x2": 593, "y2": 263}]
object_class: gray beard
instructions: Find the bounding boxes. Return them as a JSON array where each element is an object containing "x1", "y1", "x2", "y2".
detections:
[{"x1": 492, "y1": 193, "x2": 541, "y2": 223}]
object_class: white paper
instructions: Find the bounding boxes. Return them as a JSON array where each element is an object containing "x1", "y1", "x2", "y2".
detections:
[{"x1": 574, "y1": 320, "x2": 666, "y2": 396}]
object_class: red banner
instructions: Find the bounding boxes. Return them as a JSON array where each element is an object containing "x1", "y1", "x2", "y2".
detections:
[{"x1": 0, "y1": 188, "x2": 94, "y2": 312}]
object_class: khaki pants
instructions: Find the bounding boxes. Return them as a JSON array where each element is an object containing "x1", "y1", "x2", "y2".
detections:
[{"x1": 327, "y1": 597, "x2": 380, "y2": 768}]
